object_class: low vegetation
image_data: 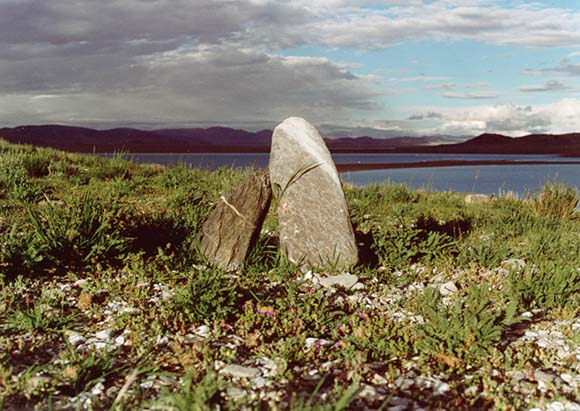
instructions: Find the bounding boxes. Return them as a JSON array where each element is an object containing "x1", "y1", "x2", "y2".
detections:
[{"x1": 1, "y1": 139, "x2": 579, "y2": 410}]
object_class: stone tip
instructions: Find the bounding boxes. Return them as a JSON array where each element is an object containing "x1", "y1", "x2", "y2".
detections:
[{"x1": 275, "y1": 117, "x2": 310, "y2": 130}]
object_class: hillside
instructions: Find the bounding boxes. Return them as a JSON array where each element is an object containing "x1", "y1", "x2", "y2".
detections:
[
  {"x1": 399, "y1": 132, "x2": 580, "y2": 155},
  {"x1": 3, "y1": 124, "x2": 580, "y2": 155}
]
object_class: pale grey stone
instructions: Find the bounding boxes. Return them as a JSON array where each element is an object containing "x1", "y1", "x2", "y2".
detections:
[
  {"x1": 438, "y1": 281, "x2": 458, "y2": 296},
  {"x1": 95, "y1": 328, "x2": 115, "y2": 340},
  {"x1": 220, "y1": 364, "x2": 261, "y2": 379},
  {"x1": 67, "y1": 333, "x2": 86, "y2": 347},
  {"x1": 319, "y1": 273, "x2": 359, "y2": 289},
  {"x1": 465, "y1": 193, "x2": 491, "y2": 204},
  {"x1": 547, "y1": 402, "x2": 565, "y2": 411},
  {"x1": 198, "y1": 171, "x2": 272, "y2": 271},
  {"x1": 269, "y1": 117, "x2": 358, "y2": 269},
  {"x1": 502, "y1": 258, "x2": 526, "y2": 271},
  {"x1": 357, "y1": 384, "x2": 380, "y2": 402}
]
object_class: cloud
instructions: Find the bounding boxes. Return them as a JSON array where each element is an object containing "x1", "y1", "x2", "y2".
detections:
[
  {"x1": 550, "y1": 61, "x2": 580, "y2": 77},
  {"x1": 519, "y1": 80, "x2": 576, "y2": 93},
  {"x1": 466, "y1": 82, "x2": 490, "y2": 89},
  {"x1": 426, "y1": 111, "x2": 443, "y2": 119},
  {"x1": 423, "y1": 83, "x2": 456, "y2": 90},
  {"x1": 523, "y1": 59, "x2": 580, "y2": 78},
  {"x1": 387, "y1": 76, "x2": 451, "y2": 83},
  {"x1": 424, "y1": 100, "x2": 580, "y2": 137},
  {"x1": 3, "y1": 0, "x2": 580, "y2": 128},
  {"x1": 441, "y1": 91, "x2": 500, "y2": 99},
  {"x1": 0, "y1": 45, "x2": 383, "y2": 127},
  {"x1": 408, "y1": 111, "x2": 443, "y2": 120},
  {"x1": 311, "y1": 2, "x2": 580, "y2": 49}
]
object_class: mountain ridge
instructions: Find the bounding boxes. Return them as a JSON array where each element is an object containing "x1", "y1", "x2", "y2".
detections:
[{"x1": 1, "y1": 124, "x2": 580, "y2": 155}]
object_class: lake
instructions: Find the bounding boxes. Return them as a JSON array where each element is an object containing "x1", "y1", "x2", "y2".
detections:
[{"x1": 101, "y1": 152, "x2": 580, "y2": 197}]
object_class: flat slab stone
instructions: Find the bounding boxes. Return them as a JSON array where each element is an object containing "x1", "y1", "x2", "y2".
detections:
[
  {"x1": 465, "y1": 194, "x2": 491, "y2": 204},
  {"x1": 269, "y1": 117, "x2": 358, "y2": 270},
  {"x1": 318, "y1": 273, "x2": 359, "y2": 289},
  {"x1": 220, "y1": 364, "x2": 261, "y2": 378},
  {"x1": 198, "y1": 171, "x2": 271, "y2": 271}
]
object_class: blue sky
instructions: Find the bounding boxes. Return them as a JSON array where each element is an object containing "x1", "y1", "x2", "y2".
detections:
[{"x1": 1, "y1": 0, "x2": 580, "y2": 138}]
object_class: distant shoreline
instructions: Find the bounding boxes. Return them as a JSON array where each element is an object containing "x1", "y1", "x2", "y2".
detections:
[{"x1": 336, "y1": 159, "x2": 580, "y2": 172}]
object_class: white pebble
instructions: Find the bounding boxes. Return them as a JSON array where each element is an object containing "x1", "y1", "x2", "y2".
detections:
[
  {"x1": 95, "y1": 328, "x2": 115, "y2": 340},
  {"x1": 547, "y1": 401, "x2": 565, "y2": 411}
]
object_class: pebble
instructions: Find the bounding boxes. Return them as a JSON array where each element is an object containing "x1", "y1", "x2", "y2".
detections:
[
  {"x1": 433, "y1": 380, "x2": 450, "y2": 396},
  {"x1": 220, "y1": 364, "x2": 261, "y2": 379},
  {"x1": 357, "y1": 384, "x2": 380, "y2": 402},
  {"x1": 195, "y1": 325, "x2": 211, "y2": 338},
  {"x1": 438, "y1": 281, "x2": 458, "y2": 296},
  {"x1": 67, "y1": 333, "x2": 86, "y2": 347},
  {"x1": 305, "y1": 337, "x2": 330, "y2": 349},
  {"x1": 227, "y1": 387, "x2": 247, "y2": 400},
  {"x1": 560, "y1": 373, "x2": 573, "y2": 384},
  {"x1": 502, "y1": 258, "x2": 526, "y2": 271},
  {"x1": 95, "y1": 328, "x2": 116, "y2": 340},
  {"x1": 547, "y1": 402, "x2": 565, "y2": 411},
  {"x1": 74, "y1": 279, "x2": 89, "y2": 288},
  {"x1": 318, "y1": 273, "x2": 359, "y2": 289},
  {"x1": 256, "y1": 357, "x2": 279, "y2": 377}
]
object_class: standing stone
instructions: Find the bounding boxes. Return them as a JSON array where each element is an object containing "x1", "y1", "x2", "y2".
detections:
[
  {"x1": 269, "y1": 117, "x2": 358, "y2": 269},
  {"x1": 198, "y1": 171, "x2": 271, "y2": 271}
]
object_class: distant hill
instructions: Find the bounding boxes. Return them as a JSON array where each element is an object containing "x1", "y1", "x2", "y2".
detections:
[
  {"x1": 399, "y1": 132, "x2": 580, "y2": 155},
  {"x1": 0, "y1": 124, "x2": 457, "y2": 153},
  {"x1": 2, "y1": 124, "x2": 580, "y2": 155}
]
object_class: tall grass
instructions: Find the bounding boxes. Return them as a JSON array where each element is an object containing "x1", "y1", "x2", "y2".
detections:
[{"x1": 527, "y1": 181, "x2": 579, "y2": 220}]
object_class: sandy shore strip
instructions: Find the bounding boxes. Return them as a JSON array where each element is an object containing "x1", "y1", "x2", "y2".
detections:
[{"x1": 336, "y1": 159, "x2": 580, "y2": 172}]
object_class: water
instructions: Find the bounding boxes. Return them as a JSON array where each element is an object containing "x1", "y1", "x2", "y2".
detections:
[
  {"x1": 100, "y1": 152, "x2": 580, "y2": 197},
  {"x1": 341, "y1": 164, "x2": 580, "y2": 197},
  {"x1": 102, "y1": 152, "x2": 577, "y2": 169}
]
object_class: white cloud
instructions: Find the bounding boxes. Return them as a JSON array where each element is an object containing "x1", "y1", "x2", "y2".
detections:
[
  {"x1": 387, "y1": 76, "x2": 451, "y2": 83},
  {"x1": 310, "y1": 2, "x2": 580, "y2": 49},
  {"x1": 441, "y1": 91, "x2": 500, "y2": 99},
  {"x1": 413, "y1": 99, "x2": 580, "y2": 137},
  {"x1": 423, "y1": 83, "x2": 456, "y2": 90}
]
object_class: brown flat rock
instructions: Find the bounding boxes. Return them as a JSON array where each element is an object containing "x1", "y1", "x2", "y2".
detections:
[{"x1": 198, "y1": 171, "x2": 272, "y2": 271}]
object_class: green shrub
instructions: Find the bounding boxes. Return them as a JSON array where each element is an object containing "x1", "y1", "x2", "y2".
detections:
[
  {"x1": 505, "y1": 263, "x2": 580, "y2": 310},
  {"x1": 416, "y1": 284, "x2": 522, "y2": 366},
  {"x1": 167, "y1": 268, "x2": 239, "y2": 327},
  {"x1": 371, "y1": 215, "x2": 458, "y2": 269},
  {"x1": 26, "y1": 191, "x2": 127, "y2": 270},
  {"x1": 21, "y1": 152, "x2": 51, "y2": 178},
  {"x1": 157, "y1": 372, "x2": 224, "y2": 411}
]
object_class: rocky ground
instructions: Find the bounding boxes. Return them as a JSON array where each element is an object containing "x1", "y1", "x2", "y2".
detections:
[{"x1": 3, "y1": 261, "x2": 580, "y2": 411}]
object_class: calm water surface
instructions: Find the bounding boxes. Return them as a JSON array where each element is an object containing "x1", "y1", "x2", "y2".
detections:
[{"x1": 102, "y1": 152, "x2": 580, "y2": 197}]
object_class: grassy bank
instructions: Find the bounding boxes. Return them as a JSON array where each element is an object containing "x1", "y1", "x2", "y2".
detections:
[{"x1": 1, "y1": 140, "x2": 580, "y2": 410}]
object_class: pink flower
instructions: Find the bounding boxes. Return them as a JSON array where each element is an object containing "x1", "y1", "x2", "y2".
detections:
[
  {"x1": 257, "y1": 305, "x2": 275, "y2": 317},
  {"x1": 357, "y1": 312, "x2": 368, "y2": 321}
]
